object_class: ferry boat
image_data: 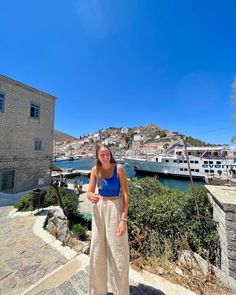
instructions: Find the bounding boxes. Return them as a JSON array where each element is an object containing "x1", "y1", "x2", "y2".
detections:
[{"x1": 123, "y1": 146, "x2": 236, "y2": 179}]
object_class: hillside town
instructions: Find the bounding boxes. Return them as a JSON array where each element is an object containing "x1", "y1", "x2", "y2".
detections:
[{"x1": 53, "y1": 124, "x2": 205, "y2": 160}]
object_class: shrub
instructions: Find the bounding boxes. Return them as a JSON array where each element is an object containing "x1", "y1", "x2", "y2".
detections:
[
  {"x1": 43, "y1": 187, "x2": 59, "y2": 207},
  {"x1": 72, "y1": 223, "x2": 87, "y2": 240},
  {"x1": 67, "y1": 211, "x2": 92, "y2": 230},
  {"x1": 183, "y1": 186, "x2": 220, "y2": 261},
  {"x1": 128, "y1": 177, "x2": 219, "y2": 264},
  {"x1": 15, "y1": 193, "x2": 34, "y2": 211},
  {"x1": 15, "y1": 186, "x2": 67, "y2": 211},
  {"x1": 61, "y1": 193, "x2": 79, "y2": 216}
]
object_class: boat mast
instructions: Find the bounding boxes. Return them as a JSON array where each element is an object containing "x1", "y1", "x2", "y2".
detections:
[
  {"x1": 223, "y1": 147, "x2": 229, "y2": 181},
  {"x1": 183, "y1": 138, "x2": 194, "y2": 188},
  {"x1": 183, "y1": 137, "x2": 200, "y2": 221}
]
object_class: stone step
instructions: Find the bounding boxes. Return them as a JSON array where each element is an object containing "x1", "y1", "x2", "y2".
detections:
[
  {"x1": 23, "y1": 254, "x2": 198, "y2": 295},
  {"x1": 23, "y1": 255, "x2": 89, "y2": 295}
]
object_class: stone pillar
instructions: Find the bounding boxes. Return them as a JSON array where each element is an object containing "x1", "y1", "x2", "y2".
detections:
[{"x1": 206, "y1": 185, "x2": 236, "y2": 280}]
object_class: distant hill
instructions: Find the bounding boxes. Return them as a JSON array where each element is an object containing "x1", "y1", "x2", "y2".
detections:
[
  {"x1": 54, "y1": 130, "x2": 77, "y2": 142},
  {"x1": 55, "y1": 124, "x2": 218, "y2": 146}
]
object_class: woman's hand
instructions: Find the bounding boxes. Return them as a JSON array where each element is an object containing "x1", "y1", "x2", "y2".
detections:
[
  {"x1": 117, "y1": 220, "x2": 126, "y2": 237},
  {"x1": 88, "y1": 193, "x2": 100, "y2": 204}
]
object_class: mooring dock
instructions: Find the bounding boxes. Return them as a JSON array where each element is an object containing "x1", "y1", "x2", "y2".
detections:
[{"x1": 52, "y1": 169, "x2": 91, "y2": 178}]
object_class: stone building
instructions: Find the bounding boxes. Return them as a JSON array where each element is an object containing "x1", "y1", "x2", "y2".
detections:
[{"x1": 0, "y1": 75, "x2": 56, "y2": 194}]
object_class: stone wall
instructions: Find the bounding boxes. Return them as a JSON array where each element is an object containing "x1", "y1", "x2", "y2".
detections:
[
  {"x1": 0, "y1": 75, "x2": 55, "y2": 193},
  {"x1": 206, "y1": 185, "x2": 236, "y2": 280}
]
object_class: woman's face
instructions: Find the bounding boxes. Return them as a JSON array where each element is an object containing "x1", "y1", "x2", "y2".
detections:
[{"x1": 98, "y1": 147, "x2": 111, "y2": 164}]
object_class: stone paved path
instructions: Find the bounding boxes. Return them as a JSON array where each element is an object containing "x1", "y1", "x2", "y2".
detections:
[
  {"x1": 0, "y1": 193, "x2": 199, "y2": 295},
  {"x1": 0, "y1": 207, "x2": 68, "y2": 295}
]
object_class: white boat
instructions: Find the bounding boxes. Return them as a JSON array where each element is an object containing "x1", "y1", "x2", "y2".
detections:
[
  {"x1": 54, "y1": 156, "x2": 73, "y2": 161},
  {"x1": 124, "y1": 146, "x2": 236, "y2": 179}
]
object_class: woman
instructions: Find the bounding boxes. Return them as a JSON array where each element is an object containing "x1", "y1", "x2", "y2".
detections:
[
  {"x1": 73, "y1": 180, "x2": 80, "y2": 197},
  {"x1": 87, "y1": 145, "x2": 129, "y2": 295}
]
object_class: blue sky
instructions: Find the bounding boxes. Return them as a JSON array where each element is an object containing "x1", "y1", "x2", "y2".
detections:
[{"x1": 1, "y1": 0, "x2": 236, "y2": 145}]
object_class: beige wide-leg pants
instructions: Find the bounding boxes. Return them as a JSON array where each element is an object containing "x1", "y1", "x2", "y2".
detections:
[{"x1": 89, "y1": 198, "x2": 130, "y2": 295}]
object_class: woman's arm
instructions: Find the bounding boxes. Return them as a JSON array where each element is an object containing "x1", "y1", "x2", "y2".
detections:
[
  {"x1": 87, "y1": 166, "x2": 99, "y2": 203},
  {"x1": 118, "y1": 164, "x2": 129, "y2": 218},
  {"x1": 117, "y1": 164, "x2": 129, "y2": 236}
]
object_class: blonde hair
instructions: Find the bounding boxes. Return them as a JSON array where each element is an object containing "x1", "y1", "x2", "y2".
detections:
[{"x1": 95, "y1": 145, "x2": 116, "y2": 188}]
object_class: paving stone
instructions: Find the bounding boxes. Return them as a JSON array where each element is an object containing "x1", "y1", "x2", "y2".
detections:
[
  {"x1": 16, "y1": 264, "x2": 40, "y2": 279},
  {"x1": 46, "y1": 262, "x2": 63, "y2": 274},
  {"x1": 2, "y1": 275, "x2": 17, "y2": 288},
  {"x1": 47, "y1": 290, "x2": 58, "y2": 295},
  {"x1": 7, "y1": 257, "x2": 23, "y2": 270},
  {"x1": 0, "y1": 271, "x2": 12, "y2": 281},
  {"x1": 58, "y1": 281, "x2": 79, "y2": 295},
  {"x1": 23, "y1": 247, "x2": 36, "y2": 258},
  {"x1": 30, "y1": 268, "x2": 48, "y2": 285},
  {"x1": 71, "y1": 271, "x2": 89, "y2": 294},
  {"x1": 36, "y1": 290, "x2": 55, "y2": 295}
]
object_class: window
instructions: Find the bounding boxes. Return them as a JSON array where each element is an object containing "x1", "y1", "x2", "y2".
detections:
[
  {"x1": 195, "y1": 169, "x2": 199, "y2": 172},
  {"x1": 165, "y1": 159, "x2": 169, "y2": 162},
  {"x1": 0, "y1": 93, "x2": 5, "y2": 112},
  {"x1": 184, "y1": 168, "x2": 188, "y2": 171},
  {"x1": 210, "y1": 170, "x2": 214, "y2": 174},
  {"x1": 190, "y1": 160, "x2": 194, "y2": 164},
  {"x1": 195, "y1": 161, "x2": 198, "y2": 164},
  {"x1": 30, "y1": 103, "x2": 40, "y2": 119},
  {"x1": 180, "y1": 168, "x2": 183, "y2": 171},
  {"x1": 216, "y1": 161, "x2": 221, "y2": 164},
  {"x1": 205, "y1": 170, "x2": 209, "y2": 173},
  {"x1": 184, "y1": 160, "x2": 187, "y2": 163},
  {"x1": 209, "y1": 161, "x2": 213, "y2": 164},
  {"x1": 204, "y1": 161, "x2": 208, "y2": 164},
  {"x1": 173, "y1": 160, "x2": 177, "y2": 163},
  {"x1": 34, "y1": 138, "x2": 42, "y2": 151},
  {"x1": 0, "y1": 169, "x2": 15, "y2": 191}
]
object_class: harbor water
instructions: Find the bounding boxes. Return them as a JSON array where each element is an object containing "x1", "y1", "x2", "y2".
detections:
[{"x1": 54, "y1": 158, "x2": 204, "y2": 192}]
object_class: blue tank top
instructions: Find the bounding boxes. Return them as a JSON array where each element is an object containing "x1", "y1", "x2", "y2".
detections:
[{"x1": 98, "y1": 165, "x2": 120, "y2": 197}]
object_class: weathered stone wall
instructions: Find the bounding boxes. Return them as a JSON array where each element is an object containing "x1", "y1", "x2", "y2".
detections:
[
  {"x1": 0, "y1": 76, "x2": 55, "y2": 193},
  {"x1": 207, "y1": 186, "x2": 236, "y2": 280},
  {"x1": 0, "y1": 158, "x2": 50, "y2": 193}
]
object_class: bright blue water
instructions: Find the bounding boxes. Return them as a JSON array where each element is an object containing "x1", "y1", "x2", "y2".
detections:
[{"x1": 54, "y1": 159, "x2": 204, "y2": 192}]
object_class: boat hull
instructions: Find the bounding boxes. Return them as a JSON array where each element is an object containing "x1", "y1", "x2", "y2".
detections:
[{"x1": 124, "y1": 155, "x2": 236, "y2": 180}]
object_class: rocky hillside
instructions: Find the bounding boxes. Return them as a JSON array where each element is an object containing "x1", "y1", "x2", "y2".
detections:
[
  {"x1": 55, "y1": 124, "x2": 217, "y2": 146},
  {"x1": 54, "y1": 130, "x2": 77, "y2": 142}
]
